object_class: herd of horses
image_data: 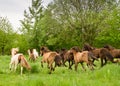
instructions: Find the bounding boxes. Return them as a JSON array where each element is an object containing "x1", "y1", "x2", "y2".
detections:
[{"x1": 9, "y1": 44, "x2": 120, "y2": 75}]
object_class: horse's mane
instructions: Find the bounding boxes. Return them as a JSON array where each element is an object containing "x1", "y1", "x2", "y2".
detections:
[
  {"x1": 72, "y1": 46, "x2": 81, "y2": 52},
  {"x1": 40, "y1": 46, "x2": 50, "y2": 52},
  {"x1": 104, "y1": 45, "x2": 115, "y2": 50},
  {"x1": 83, "y1": 43, "x2": 93, "y2": 51}
]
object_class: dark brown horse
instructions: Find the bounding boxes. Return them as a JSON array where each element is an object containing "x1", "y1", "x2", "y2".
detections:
[
  {"x1": 58, "y1": 48, "x2": 74, "y2": 69},
  {"x1": 104, "y1": 45, "x2": 120, "y2": 61},
  {"x1": 40, "y1": 46, "x2": 62, "y2": 74},
  {"x1": 70, "y1": 46, "x2": 96, "y2": 71},
  {"x1": 83, "y1": 43, "x2": 116, "y2": 67}
]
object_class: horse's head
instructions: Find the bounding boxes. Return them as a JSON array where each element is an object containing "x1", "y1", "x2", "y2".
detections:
[
  {"x1": 70, "y1": 46, "x2": 81, "y2": 53},
  {"x1": 83, "y1": 43, "x2": 93, "y2": 51},
  {"x1": 11, "y1": 48, "x2": 19, "y2": 56},
  {"x1": 40, "y1": 46, "x2": 50, "y2": 56},
  {"x1": 103, "y1": 45, "x2": 114, "y2": 51}
]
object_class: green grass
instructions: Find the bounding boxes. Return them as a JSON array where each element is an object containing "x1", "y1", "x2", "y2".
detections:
[{"x1": 0, "y1": 55, "x2": 120, "y2": 86}]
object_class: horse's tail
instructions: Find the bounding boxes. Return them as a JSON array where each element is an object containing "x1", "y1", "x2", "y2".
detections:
[
  {"x1": 19, "y1": 55, "x2": 31, "y2": 70},
  {"x1": 88, "y1": 52, "x2": 98, "y2": 61},
  {"x1": 54, "y1": 55, "x2": 62, "y2": 66}
]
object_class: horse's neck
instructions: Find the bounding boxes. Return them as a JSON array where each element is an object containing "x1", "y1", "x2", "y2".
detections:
[{"x1": 20, "y1": 56, "x2": 31, "y2": 69}]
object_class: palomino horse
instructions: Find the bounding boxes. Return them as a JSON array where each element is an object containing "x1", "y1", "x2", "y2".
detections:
[
  {"x1": 11, "y1": 48, "x2": 19, "y2": 57},
  {"x1": 70, "y1": 46, "x2": 96, "y2": 71},
  {"x1": 83, "y1": 43, "x2": 116, "y2": 67},
  {"x1": 28, "y1": 49, "x2": 39, "y2": 61},
  {"x1": 9, "y1": 54, "x2": 31, "y2": 75},
  {"x1": 40, "y1": 46, "x2": 62, "y2": 74}
]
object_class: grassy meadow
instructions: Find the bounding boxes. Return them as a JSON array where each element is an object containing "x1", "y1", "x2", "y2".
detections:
[{"x1": 0, "y1": 55, "x2": 120, "y2": 86}]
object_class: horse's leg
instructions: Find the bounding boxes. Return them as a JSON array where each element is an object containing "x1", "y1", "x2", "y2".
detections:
[
  {"x1": 104, "y1": 58, "x2": 107, "y2": 65},
  {"x1": 54, "y1": 62, "x2": 57, "y2": 70},
  {"x1": 41, "y1": 61, "x2": 43, "y2": 68},
  {"x1": 21, "y1": 66, "x2": 23, "y2": 75},
  {"x1": 68, "y1": 60, "x2": 71, "y2": 69},
  {"x1": 75, "y1": 62, "x2": 78, "y2": 71},
  {"x1": 92, "y1": 59, "x2": 97, "y2": 67},
  {"x1": 14, "y1": 63, "x2": 17, "y2": 72},
  {"x1": 69, "y1": 60, "x2": 73, "y2": 69},
  {"x1": 63, "y1": 59, "x2": 67, "y2": 67},
  {"x1": 88, "y1": 61, "x2": 94, "y2": 70},
  {"x1": 49, "y1": 63, "x2": 54, "y2": 74},
  {"x1": 9, "y1": 62, "x2": 12, "y2": 70},
  {"x1": 101, "y1": 58, "x2": 104, "y2": 67},
  {"x1": 81, "y1": 62, "x2": 86, "y2": 71}
]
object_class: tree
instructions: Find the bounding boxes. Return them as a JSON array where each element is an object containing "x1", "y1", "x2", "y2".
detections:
[
  {"x1": 0, "y1": 17, "x2": 14, "y2": 55},
  {"x1": 21, "y1": 0, "x2": 43, "y2": 50},
  {"x1": 49, "y1": 0, "x2": 119, "y2": 46}
]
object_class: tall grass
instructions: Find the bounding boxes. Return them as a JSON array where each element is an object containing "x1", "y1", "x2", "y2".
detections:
[{"x1": 0, "y1": 55, "x2": 120, "y2": 86}]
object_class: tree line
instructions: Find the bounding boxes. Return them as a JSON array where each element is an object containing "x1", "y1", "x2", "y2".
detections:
[{"x1": 0, "y1": 0, "x2": 120, "y2": 55}]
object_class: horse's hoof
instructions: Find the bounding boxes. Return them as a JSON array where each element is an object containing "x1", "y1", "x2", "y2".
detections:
[
  {"x1": 69, "y1": 67, "x2": 72, "y2": 70},
  {"x1": 48, "y1": 72, "x2": 52, "y2": 74}
]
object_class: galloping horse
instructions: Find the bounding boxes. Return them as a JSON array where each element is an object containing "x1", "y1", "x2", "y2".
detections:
[
  {"x1": 59, "y1": 47, "x2": 81, "y2": 69},
  {"x1": 70, "y1": 46, "x2": 96, "y2": 71},
  {"x1": 40, "y1": 46, "x2": 62, "y2": 74},
  {"x1": 83, "y1": 43, "x2": 116, "y2": 67},
  {"x1": 9, "y1": 54, "x2": 31, "y2": 75}
]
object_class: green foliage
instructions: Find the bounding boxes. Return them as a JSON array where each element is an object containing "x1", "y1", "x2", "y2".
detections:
[
  {"x1": 0, "y1": 0, "x2": 120, "y2": 54},
  {"x1": 0, "y1": 17, "x2": 15, "y2": 55},
  {"x1": 21, "y1": 0, "x2": 43, "y2": 50}
]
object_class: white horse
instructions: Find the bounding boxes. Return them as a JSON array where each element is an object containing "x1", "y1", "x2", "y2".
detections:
[
  {"x1": 33, "y1": 49, "x2": 39, "y2": 59},
  {"x1": 9, "y1": 54, "x2": 31, "y2": 75}
]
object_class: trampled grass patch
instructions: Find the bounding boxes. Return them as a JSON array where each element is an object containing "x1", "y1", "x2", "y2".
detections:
[{"x1": 0, "y1": 55, "x2": 120, "y2": 86}]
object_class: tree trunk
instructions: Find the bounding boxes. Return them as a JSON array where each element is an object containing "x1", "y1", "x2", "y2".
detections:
[{"x1": 1, "y1": 47, "x2": 4, "y2": 55}]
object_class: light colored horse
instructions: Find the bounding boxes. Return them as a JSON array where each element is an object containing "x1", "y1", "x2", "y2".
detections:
[
  {"x1": 28, "y1": 49, "x2": 39, "y2": 61},
  {"x1": 33, "y1": 49, "x2": 39, "y2": 58},
  {"x1": 11, "y1": 48, "x2": 19, "y2": 57},
  {"x1": 9, "y1": 54, "x2": 31, "y2": 75}
]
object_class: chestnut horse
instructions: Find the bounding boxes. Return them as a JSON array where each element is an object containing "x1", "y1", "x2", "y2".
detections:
[
  {"x1": 40, "y1": 46, "x2": 62, "y2": 74},
  {"x1": 9, "y1": 54, "x2": 31, "y2": 75},
  {"x1": 83, "y1": 43, "x2": 116, "y2": 67},
  {"x1": 70, "y1": 47, "x2": 96, "y2": 71}
]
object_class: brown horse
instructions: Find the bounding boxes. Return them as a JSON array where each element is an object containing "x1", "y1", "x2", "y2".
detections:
[
  {"x1": 104, "y1": 45, "x2": 120, "y2": 60},
  {"x1": 83, "y1": 43, "x2": 116, "y2": 67},
  {"x1": 40, "y1": 46, "x2": 62, "y2": 74},
  {"x1": 70, "y1": 46, "x2": 96, "y2": 71},
  {"x1": 58, "y1": 46, "x2": 82, "y2": 69}
]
